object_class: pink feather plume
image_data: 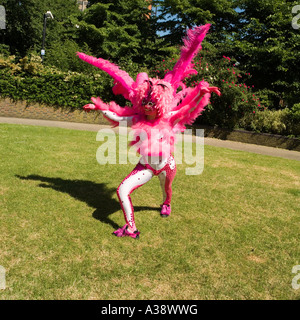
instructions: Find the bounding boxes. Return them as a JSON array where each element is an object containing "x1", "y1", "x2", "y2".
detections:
[
  {"x1": 77, "y1": 52, "x2": 134, "y2": 99},
  {"x1": 164, "y1": 24, "x2": 211, "y2": 91}
]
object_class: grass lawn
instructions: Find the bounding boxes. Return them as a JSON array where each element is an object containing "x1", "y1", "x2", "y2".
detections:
[{"x1": 0, "y1": 123, "x2": 299, "y2": 300}]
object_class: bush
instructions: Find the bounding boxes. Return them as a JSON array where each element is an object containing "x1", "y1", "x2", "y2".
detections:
[
  {"x1": 0, "y1": 53, "x2": 123, "y2": 110},
  {"x1": 43, "y1": 40, "x2": 97, "y2": 74},
  {"x1": 0, "y1": 44, "x2": 10, "y2": 56},
  {"x1": 0, "y1": 52, "x2": 154, "y2": 110},
  {"x1": 289, "y1": 103, "x2": 300, "y2": 136},
  {"x1": 290, "y1": 103, "x2": 300, "y2": 122},
  {"x1": 238, "y1": 108, "x2": 300, "y2": 137}
]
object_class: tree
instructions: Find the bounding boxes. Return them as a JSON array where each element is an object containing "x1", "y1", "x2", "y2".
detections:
[
  {"x1": 155, "y1": 0, "x2": 300, "y2": 109},
  {"x1": 233, "y1": 0, "x2": 300, "y2": 108},
  {"x1": 155, "y1": 0, "x2": 239, "y2": 46},
  {"x1": 0, "y1": 0, "x2": 79, "y2": 57},
  {"x1": 76, "y1": 0, "x2": 170, "y2": 67}
]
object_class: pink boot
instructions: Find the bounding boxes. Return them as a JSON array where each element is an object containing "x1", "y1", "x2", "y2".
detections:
[
  {"x1": 160, "y1": 204, "x2": 171, "y2": 217},
  {"x1": 113, "y1": 225, "x2": 140, "y2": 239}
]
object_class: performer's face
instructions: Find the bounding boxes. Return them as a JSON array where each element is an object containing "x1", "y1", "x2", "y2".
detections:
[
  {"x1": 142, "y1": 100, "x2": 156, "y2": 116},
  {"x1": 138, "y1": 78, "x2": 172, "y2": 119}
]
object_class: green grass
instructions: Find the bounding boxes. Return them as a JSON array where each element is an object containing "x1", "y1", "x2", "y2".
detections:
[{"x1": 0, "y1": 123, "x2": 299, "y2": 300}]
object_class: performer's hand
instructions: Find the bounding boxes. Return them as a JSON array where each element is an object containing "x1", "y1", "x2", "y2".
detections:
[
  {"x1": 83, "y1": 104, "x2": 96, "y2": 112},
  {"x1": 208, "y1": 86, "x2": 221, "y2": 96},
  {"x1": 199, "y1": 86, "x2": 221, "y2": 97}
]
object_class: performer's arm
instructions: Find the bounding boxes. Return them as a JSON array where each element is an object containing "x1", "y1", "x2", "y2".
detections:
[
  {"x1": 83, "y1": 103, "x2": 135, "y2": 126},
  {"x1": 101, "y1": 110, "x2": 135, "y2": 126},
  {"x1": 168, "y1": 89, "x2": 208, "y2": 125},
  {"x1": 169, "y1": 83, "x2": 220, "y2": 127}
]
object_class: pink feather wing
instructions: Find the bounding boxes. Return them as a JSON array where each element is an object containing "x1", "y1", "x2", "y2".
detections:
[{"x1": 77, "y1": 52, "x2": 134, "y2": 98}]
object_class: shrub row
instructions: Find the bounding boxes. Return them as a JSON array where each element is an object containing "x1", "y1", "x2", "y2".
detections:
[
  {"x1": 239, "y1": 107, "x2": 300, "y2": 137},
  {"x1": 0, "y1": 54, "x2": 117, "y2": 110}
]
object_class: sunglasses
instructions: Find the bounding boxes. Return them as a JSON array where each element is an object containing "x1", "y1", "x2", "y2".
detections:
[{"x1": 142, "y1": 99, "x2": 156, "y2": 107}]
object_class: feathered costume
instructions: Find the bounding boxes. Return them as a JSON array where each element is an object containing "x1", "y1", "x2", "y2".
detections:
[{"x1": 78, "y1": 24, "x2": 220, "y2": 239}]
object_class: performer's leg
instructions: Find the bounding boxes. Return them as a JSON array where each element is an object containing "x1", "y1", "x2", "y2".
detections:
[
  {"x1": 159, "y1": 171, "x2": 176, "y2": 205},
  {"x1": 116, "y1": 163, "x2": 153, "y2": 233},
  {"x1": 158, "y1": 171, "x2": 167, "y2": 205},
  {"x1": 158, "y1": 156, "x2": 177, "y2": 216}
]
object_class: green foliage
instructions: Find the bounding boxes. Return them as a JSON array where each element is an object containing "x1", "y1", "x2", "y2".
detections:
[
  {"x1": 156, "y1": 0, "x2": 300, "y2": 110},
  {"x1": 240, "y1": 108, "x2": 290, "y2": 135},
  {"x1": 291, "y1": 103, "x2": 300, "y2": 122},
  {"x1": 44, "y1": 40, "x2": 96, "y2": 73},
  {"x1": 289, "y1": 103, "x2": 300, "y2": 136},
  {"x1": 155, "y1": 0, "x2": 239, "y2": 45},
  {"x1": 0, "y1": 53, "x2": 117, "y2": 109},
  {"x1": 0, "y1": 44, "x2": 10, "y2": 56},
  {"x1": 238, "y1": 101, "x2": 300, "y2": 137},
  {"x1": 76, "y1": 0, "x2": 170, "y2": 66},
  {"x1": 238, "y1": 108, "x2": 300, "y2": 137},
  {"x1": 232, "y1": 0, "x2": 300, "y2": 109}
]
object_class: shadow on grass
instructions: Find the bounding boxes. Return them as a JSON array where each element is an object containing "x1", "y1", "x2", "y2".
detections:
[{"x1": 16, "y1": 175, "x2": 160, "y2": 230}]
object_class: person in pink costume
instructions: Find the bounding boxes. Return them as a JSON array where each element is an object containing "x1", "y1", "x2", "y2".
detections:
[{"x1": 78, "y1": 24, "x2": 220, "y2": 239}]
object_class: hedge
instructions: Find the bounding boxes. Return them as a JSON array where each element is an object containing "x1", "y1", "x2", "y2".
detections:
[
  {"x1": 239, "y1": 108, "x2": 300, "y2": 137},
  {"x1": 0, "y1": 54, "x2": 119, "y2": 110}
]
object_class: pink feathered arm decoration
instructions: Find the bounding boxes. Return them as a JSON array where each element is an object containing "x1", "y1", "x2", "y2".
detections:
[{"x1": 170, "y1": 82, "x2": 221, "y2": 128}]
